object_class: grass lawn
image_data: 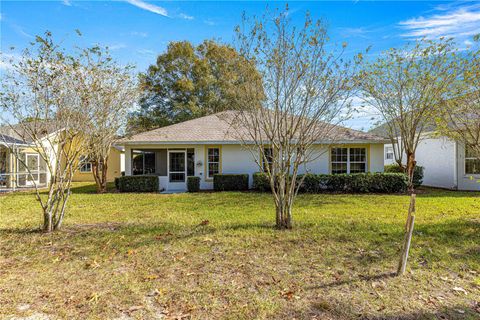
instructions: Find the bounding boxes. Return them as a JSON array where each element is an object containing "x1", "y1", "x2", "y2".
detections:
[{"x1": 0, "y1": 183, "x2": 479, "y2": 320}]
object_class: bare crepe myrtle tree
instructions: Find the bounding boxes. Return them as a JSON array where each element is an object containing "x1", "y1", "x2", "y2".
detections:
[
  {"x1": 0, "y1": 32, "x2": 97, "y2": 232},
  {"x1": 82, "y1": 48, "x2": 139, "y2": 193},
  {"x1": 231, "y1": 8, "x2": 363, "y2": 229},
  {"x1": 437, "y1": 38, "x2": 480, "y2": 168},
  {"x1": 360, "y1": 38, "x2": 459, "y2": 192}
]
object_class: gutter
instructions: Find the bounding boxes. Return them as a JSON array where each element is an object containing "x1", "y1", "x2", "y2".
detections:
[{"x1": 118, "y1": 139, "x2": 390, "y2": 146}]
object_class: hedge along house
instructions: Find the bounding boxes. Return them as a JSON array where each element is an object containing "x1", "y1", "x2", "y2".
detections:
[{"x1": 120, "y1": 111, "x2": 388, "y2": 192}]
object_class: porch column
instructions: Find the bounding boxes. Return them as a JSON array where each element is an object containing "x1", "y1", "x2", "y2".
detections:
[{"x1": 124, "y1": 146, "x2": 132, "y2": 176}]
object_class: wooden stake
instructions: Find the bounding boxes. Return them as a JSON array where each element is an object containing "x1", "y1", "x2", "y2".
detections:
[
  {"x1": 397, "y1": 194, "x2": 416, "y2": 276},
  {"x1": 404, "y1": 194, "x2": 416, "y2": 232}
]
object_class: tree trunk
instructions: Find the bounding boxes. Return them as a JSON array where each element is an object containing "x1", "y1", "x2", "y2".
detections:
[
  {"x1": 100, "y1": 159, "x2": 108, "y2": 193},
  {"x1": 43, "y1": 210, "x2": 53, "y2": 233},
  {"x1": 406, "y1": 152, "x2": 416, "y2": 193},
  {"x1": 275, "y1": 198, "x2": 293, "y2": 229},
  {"x1": 92, "y1": 157, "x2": 109, "y2": 194},
  {"x1": 397, "y1": 194, "x2": 416, "y2": 276}
]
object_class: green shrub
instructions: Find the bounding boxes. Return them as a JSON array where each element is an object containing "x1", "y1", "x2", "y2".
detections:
[
  {"x1": 214, "y1": 174, "x2": 249, "y2": 191},
  {"x1": 385, "y1": 164, "x2": 424, "y2": 187},
  {"x1": 254, "y1": 172, "x2": 407, "y2": 194},
  {"x1": 253, "y1": 172, "x2": 271, "y2": 191},
  {"x1": 187, "y1": 176, "x2": 200, "y2": 192},
  {"x1": 115, "y1": 175, "x2": 158, "y2": 192},
  {"x1": 297, "y1": 174, "x2": 329, "y2": 193}
]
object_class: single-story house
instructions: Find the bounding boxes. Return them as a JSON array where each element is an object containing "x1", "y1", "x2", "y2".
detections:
[
  {"x1": 119, "y1": 111, "x2": 389, "y2": 192},
  {"x1": 382, "y1": 133, "x2": 480, "y2": 191}
]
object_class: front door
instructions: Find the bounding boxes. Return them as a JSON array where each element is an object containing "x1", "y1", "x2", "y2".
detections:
[{"x1": 167, "y1": 151, "x2": 186, "y2": 191}]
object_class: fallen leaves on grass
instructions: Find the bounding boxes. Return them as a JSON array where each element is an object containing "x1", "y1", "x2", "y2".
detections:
[
  {"x1": 198, "y1": 220, "x2": 209, "y2": 226},
  {"x1": 143, "y1": 274, "x2": 159, "y2": 281},
  {"x1": 155, "y1": 231, "x2": 173, "y2": 240},
  {"x1": 84, "y1": 259, "x2": 100, "y2": 269},
  {"x1": 280, "y1": 289, "x2": 300, "y2": 301},
  {"x1": 452, "y1": 287, "x2": 468, "y2": 295}
]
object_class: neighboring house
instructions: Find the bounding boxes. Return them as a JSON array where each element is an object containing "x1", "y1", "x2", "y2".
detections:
[
  {"x1": 72, "y1": 146, "x2": 123, "y2": 183},
  {"x1": 119, "y1": 111, "x2": 388, "y2": 192},
  {"x1": 0, "y1": 124, "x2": 122, "y2": 190},
  {"x1": 370, "y1": 126, "x2": 480, "y2": 191},
  {"x1": 0, "y1": 133, "x2": 50, "y2": 190}
]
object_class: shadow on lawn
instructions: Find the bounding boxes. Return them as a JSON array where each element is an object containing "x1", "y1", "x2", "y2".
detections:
[
  {"x1": 1, "y1": 216, "x2": 478, "y2": 270},
  {"x1": 415, "y1": 187, "x2": 480, "y2": 198},
  {"x1": 283, "y1": 301, "x2": 480, "y2": 320},
  {"x1": 69, "y1": 183, "x2": 116, "y2": 194},
  {"x1": 306, "y1": 271, "x2": 397, "y2": 290}
]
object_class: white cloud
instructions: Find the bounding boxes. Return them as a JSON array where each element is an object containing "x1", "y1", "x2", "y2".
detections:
[
  {"x1": 179, "y1": 13, "x2": 194, "y2": 20},
  {"x1": 338, "y1": 27, "x2": 370, "y2": 39},
  {"x1": 125, "y1": 0, "x2": 168, "y2": 17},
  {"x1": 0, "y1": 52, "x2": 21, "y2": 71},
  {"x1": 0, "y1": 60, "x2": 13, "y2": 71},
  {"x1": 203, "y1": 19, "x2": 217, "y2": 26},
  {"x1": 128, "y1": 31, "x2": 148, "y2": 38},
  {"x1": 137, "y1": 48, "x2": 156, "y2": 56},
  {"x1": 62, "y1": 0, "x2": 72, "y2": 6},
  {"x1": 108, "y1": 43, "x2": 127, "y2": 50},
  {"x1": 399, "y1": 4, "x2": 480, "y2": 39},
  {"x1": 343, "y1": 95, "x2": 382, "y2": 131},
  {"x1": 11, "y1": 24, "x2": 33, "y2": 39}
]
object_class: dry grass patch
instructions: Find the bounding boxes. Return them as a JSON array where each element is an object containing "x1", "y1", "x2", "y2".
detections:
[{"x1": 0, "y1": 183, "x2": 479, "y2": 319}]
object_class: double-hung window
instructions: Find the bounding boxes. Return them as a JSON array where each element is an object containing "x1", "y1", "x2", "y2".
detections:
[
  {"x1": 465, "y1": 145, "x2": 480, "y2": 175},
  {"x1": 331, "y1": 147, "x2": 367, "y2": 174},
  {"x1": 79, "y1": 155, "x2": 92, "y2": 173},
  {"x1": 206, "y1": 147, "x2": 220, "y2": 180},
  {"x1": 385, "y1": 146, "x2": 394, "y2": 160}
]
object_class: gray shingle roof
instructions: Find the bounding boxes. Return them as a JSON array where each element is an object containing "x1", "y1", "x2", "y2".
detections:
[
  {"x1": 121, "y1": 111, "x2": 387, "y2": 144},
  {"x1": 0, "y1": 121, "x2": 59, "y2": 143},
  {"x1": 0, "y1": 134, "x2": 30, "y2": 146}
]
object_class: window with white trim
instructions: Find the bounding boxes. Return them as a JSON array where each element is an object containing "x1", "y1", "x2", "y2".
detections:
[
  {"x1": 465, "y1": 145, "x2": 480, "y2": 175},
  {"x1": 385, "y1": 146, "x2": 394, "y2": 160},
  {"x1": 331, "y1": 147, "x2": 367, "y2": 174},
  {"x1": 207, "y1": 148, "x2": 220, "y2": 179},
  {"x1": 79, "y1": 155, "x2": 92, "y2": 173}
]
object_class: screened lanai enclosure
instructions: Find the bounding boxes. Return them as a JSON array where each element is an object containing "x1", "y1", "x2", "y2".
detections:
[
  {"x1": 0, "y1": 145, "x2": 48, "y2": 192},
  {"x1": 131, "y1": 148, "x2": 195, "y2": 191}
]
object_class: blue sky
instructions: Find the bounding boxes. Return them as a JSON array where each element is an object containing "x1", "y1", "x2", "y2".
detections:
[{"x1": 1, "y1": 1, "x2": 480, "y2": 129}]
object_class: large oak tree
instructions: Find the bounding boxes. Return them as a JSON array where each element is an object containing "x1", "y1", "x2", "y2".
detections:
[{"x1": 127, "y1": 40, "x2": 262, "y2": 133}]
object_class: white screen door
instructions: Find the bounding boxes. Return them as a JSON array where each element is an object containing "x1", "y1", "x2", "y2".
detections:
[
  {"x1": 26, "y1": 153, "x2": 40, "y2": 186},
  {"x1": 167, "y1": 151, "x2": 186, "y2": 191}
]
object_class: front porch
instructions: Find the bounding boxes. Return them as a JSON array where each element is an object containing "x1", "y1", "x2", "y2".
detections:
[{"x1": 125, "y1": 147, "x2": 199, "y2": 192}]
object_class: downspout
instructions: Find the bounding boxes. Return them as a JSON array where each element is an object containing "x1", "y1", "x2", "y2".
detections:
[
  {"x1": 12, "y1": 146, "x2": 16, "y2": 191},
  {"x1": 453, "y1": 140, "x2": 458, "y2": 190}
]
